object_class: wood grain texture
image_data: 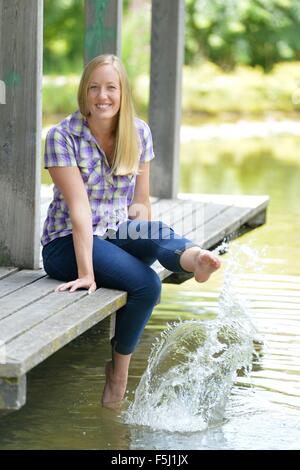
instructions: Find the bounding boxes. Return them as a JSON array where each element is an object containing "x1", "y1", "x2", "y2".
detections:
[
  {"x1": 0, "y1": 267, "x2": 19, "y2": 280},
  {"x1": 0, "y1": 288, "x2": 127, "y2": 377},
  {"x1": 84, "y1": 0, "x2": 122, "y2": 63},
  {"x1": 0, "y1": 0, "x2": 43, "y2": 269},
  {"x1": 0, "y1": 269, "x2": 46, "y2": 299}
]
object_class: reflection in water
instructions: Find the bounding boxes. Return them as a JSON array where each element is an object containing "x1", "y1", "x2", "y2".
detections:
[{"x1": 180, "y1": 134, "x2": 300, "y2": 276}]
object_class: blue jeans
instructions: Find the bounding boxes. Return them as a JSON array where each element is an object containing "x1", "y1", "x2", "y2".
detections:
[{"x1": 42, "y1": 220, "x2": 197, "y2": 355}]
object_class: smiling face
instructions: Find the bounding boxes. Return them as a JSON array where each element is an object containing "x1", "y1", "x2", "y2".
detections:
[{"x1": 86, "y1": 64, "x2": 121, "y2": 124}]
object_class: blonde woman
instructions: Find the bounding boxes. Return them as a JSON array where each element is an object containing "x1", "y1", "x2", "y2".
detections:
[{"x1": 41, "y1": 54, "x2": 221, "y2": 408}]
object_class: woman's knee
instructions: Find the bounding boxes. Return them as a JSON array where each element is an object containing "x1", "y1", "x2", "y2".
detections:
[{"x1": 135, "y1": 269, "x2": 162, "y2": 305}]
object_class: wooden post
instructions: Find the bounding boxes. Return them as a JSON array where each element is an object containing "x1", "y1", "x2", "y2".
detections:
[
  {"x1": 0, "y1": 375, "x2": 26, "y2": 411},
  {"x1": 149, "y1": 0, "x2": 185, "y2": 199},
  {"x1": 0, "y1": 0, "x2": 43, "y2": 269},
  {"x1": 84, "y1": 0, "x2": 122, "y2": 64}
]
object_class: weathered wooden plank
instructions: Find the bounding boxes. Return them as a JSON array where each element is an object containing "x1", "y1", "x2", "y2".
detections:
[
  {"x1": 153, "y1": 199, "x2": 232, "y2": 234},
  {"x1": 198, "y1": 207, "x2": 249, "y2": 247},
  {"x1": 156, "y1": 200, "x2": 196, "y2": 228},
  {"x1": 144, "y1": 201, "x2": 235, "y2": 281},
  {"x1": 152, "y1": 199, "x2": 186, "y2": 219},
  {"x1": 200, "y1": 207, "x2": 260, "y2": 249},
  {"x1": 178, "y1": 193, "x2": 269, "y2": 209},
  {"x1": 150, "y1": 196, "x2": 164, "y2": 205},
  {"x1": 153, "y1": 200, "x2": 193, "y2": 228},
  {"x1": 170, "y1": 202, "x2": 231, "y2": 237},
  {"x1": 200, "y1": 202, "x2": 234, "y2": 224},
  {"x1": 158, "y1": 197, "x2": 268, "y2": 283},
  {"x1": 0, "y1": 289, "x2": 92, "y2": 344},
  {"x1": 177, "y1": 194, "x2": 269, "y2": 243},
  {"x1": 1, "y1": 288, "x2": 127, "y2": 377},
  {"x1": 188, "y1": 197, "x2": 269, "y2": 249},
  {"x1": 149, "y1": 0, "x2": 185, "y2": 198},
  {"x1": 0, "y1": 276, "x2": 63, "y2": 322},
  {"x1": 0, "y1": 269, "x2": 46, "y2": 299},
  {"x1": 84, "y1": 0, "x2": 122, "y2": 63},
  {"x1": 0, "y1": 267, "x2": 19, "y2": 280},
  {"x1": 154, "y1": 204, "x2": 231, "y2": 282},
  {"x1": 0, "y1": 0, "x2": 43, "y2": 268}
]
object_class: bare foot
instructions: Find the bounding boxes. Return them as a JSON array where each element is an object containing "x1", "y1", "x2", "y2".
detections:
[
  {"x1": 101, "y1": 361, "x2": 128, "y2": 410},
  {"x1": 194, "y1": 249, "x2": 221, "y2": 282}
]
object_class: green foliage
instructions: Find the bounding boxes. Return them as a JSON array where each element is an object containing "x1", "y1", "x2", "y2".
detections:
[
  {"x1": 185, "y1": 0, "x2": 300, "y2": 70},
  {"x1": 133, "y1": 61, "x2": 300, "y2": 119},
  {"x1": 43, "y1": 61, "x2": 300, "y2": 121},
  {"x1": 121, "y1": 1, "x2": 151, "y2": 87},
  {"x1": 43, "y1": 0, "x2": 300, "y2": 119},
  {"x1": 42, "y1": 76, "x2": 80, "y2": 115},
  {"x1": 44, "y1": 0, "x2": 84, "y2": 74},
  {"x1": 44, "y1": 0, "x2": 300, "y2": 74},
  {"x1": 43, "y1": 0, "x2": 146, "y2": 75}
]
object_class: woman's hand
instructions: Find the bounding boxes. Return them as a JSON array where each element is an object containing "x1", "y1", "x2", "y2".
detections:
[{"x1": 55, "y1": 274, "x2": 97, "y2": 294}]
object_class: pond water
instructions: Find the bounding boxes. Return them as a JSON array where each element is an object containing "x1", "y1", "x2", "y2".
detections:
[{"x1": 0, "y1": 124, "x2": 300, "y2": 450}]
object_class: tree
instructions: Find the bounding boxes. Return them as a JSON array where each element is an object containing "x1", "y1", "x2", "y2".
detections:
[{"x1": 185, "y1": 0, "x2": 300, "y2": 70}]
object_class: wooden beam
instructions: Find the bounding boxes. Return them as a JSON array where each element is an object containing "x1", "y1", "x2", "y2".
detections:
[
  {"x1": 84, "y1": 0, "x2": 122, "y2": 64},
  {"x1": 0, "y1": 0, "x2": 43, "y2": 269},
  {"x1": 149, "y1": 0, "x2": 185, "y2": 198}
]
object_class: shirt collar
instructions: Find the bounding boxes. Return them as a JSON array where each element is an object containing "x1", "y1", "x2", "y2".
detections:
[{"x1": 69, "y1": 110, "x2": 93, "y2": 141}]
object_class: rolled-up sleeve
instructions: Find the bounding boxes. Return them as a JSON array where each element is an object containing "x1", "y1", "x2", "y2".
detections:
[
  {"x1": 139, "y1": 120, "x2": 155, "y2": 164},
  {"x1": 44, "y1": 127, "x2": 78, "y2": 168}
]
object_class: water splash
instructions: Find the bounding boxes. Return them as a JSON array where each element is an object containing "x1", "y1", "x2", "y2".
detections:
[{"x1": 123, "y1": 243, "x2": 264, "y2": 432}]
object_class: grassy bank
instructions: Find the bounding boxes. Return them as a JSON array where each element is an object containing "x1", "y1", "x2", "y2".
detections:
[{"x1": 43, "y1": 61, "x2": 300, "y2": 123}]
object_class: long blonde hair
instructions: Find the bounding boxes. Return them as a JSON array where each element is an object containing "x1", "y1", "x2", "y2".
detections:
[{"x1": 77, "y1": 54, "x2": 140, "y2": 175}]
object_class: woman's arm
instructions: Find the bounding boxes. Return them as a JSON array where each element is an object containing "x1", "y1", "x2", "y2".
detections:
[
  {"x1": 48, "y1": 167, "x2": 96, "y2": 293},
  {"x1": 128, "y1": 162, "x2": 152, "y2": 220}
]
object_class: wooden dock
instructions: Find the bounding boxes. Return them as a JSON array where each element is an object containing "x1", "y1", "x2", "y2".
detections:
[{"x1": 0, "y1": 192, "x2": 268, "y2": 411}]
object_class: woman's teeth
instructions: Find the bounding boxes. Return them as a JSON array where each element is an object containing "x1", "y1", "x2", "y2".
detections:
[{"x1": 96, "y1": 104, "x2": 111, "y2": 109}]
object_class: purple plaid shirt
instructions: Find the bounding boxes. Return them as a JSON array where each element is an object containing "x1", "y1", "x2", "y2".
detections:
[{"x1": 41, "y1": 110, "x2": 155, "y2": 246}]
